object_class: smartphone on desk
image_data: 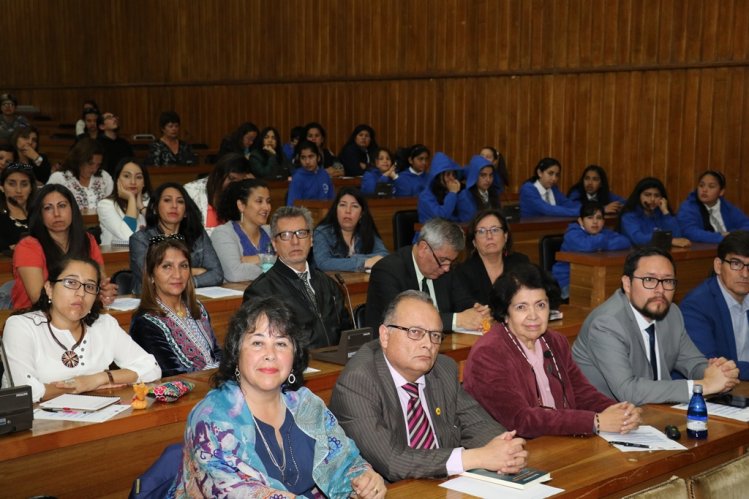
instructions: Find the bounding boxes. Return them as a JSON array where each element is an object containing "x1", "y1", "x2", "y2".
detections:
[{"x1": 708, "y1": 393, "x2": 749, "y2": 408}]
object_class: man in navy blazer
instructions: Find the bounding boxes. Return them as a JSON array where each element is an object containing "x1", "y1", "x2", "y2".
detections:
[
  {"x1": 364, "y1": 217, "x2": 489, "y2": 332},
  {"x1": 682, "y1": 231, "x2": 749, "y2": 380},
  {"x1": 330, "y1": 290, "x2": 527, "y2": 482}
]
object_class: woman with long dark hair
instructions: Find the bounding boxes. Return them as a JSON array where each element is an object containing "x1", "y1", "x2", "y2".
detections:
[
  {"x1": 218, "y1": 122, "x2": 259, "y2": 160},
  {"x1": 393, "y1": 144, "x2": 430, "y2": 197},
  {"x1": 567, "y1": 165, "x2": 625, "y2": 214},
  {"x1": 338, "y1": 124, "x2": 379, "y2": 177},
  {"x1": 313, "y1": 187, "x2": 389, "y2": 272},
  {"x1": 519, "y1": 157, "x2": 580, "y2": 218},
  {"x1": 47, "y1": 137, "x2": 114, "y2": 210},
  {"x1": 248, "y1": 127, "x2": 291, "y2": 179},
  {"x1": 12, "y1": 184, "x2": 116, "y2": 309},
  {"x1": 96, "y1": 158, "x2": 151, "y2": 245},
  {"x1": 129, "y1": 182, "x2": 223, "y2": 293},
  {"x1": 301, "y1": 122, "x2": 343, "y2": 178},
  {"x1": 11, "y1": 125, "x2": 51, "y2": 183},
  {"x1": 619, "y1": 177, "x2": 690, "y2": 247},
  {"x1": 0, "y1": 162, "x2": 37, "y2": 253}
]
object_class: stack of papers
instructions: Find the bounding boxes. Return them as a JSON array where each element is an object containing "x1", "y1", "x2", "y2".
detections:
[
  {"x1": 440, "y1": 477, "x2": 563, "y2": 498},
  {"x1": 108, "y1": 297, "x2": 141, "y2": 311},
  {"x1": 598, "y1": 425, "x2": 687, "y2": 451},
  {"x1": 195, "y1": 287, "x2": 245, "y2": 299}
]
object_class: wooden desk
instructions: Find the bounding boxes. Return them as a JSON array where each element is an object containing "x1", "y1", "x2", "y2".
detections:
[
  {"x1": 298, "y1": 197, "x2": 418, "y2": 252},
  {"x1": 144, "y1": 164, "x2": 213, "y2": 188},
  {"x1": 557, "y1": 243, "x2": 717, "y2": 308},
  {"x1": 388, "y1": 404, "x2": 749, "y2": 498}
]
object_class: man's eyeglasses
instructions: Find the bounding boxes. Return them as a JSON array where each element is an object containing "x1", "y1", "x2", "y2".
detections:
[
  {"x1": 722, "y1": 258, "x2": 749, "y2": 272},
  {"x1": 631, "y1": 276, "x2": 677, "y2": 291},
  {"x1": 149, "y1": 233, "x2": 185, "y2": 246},
  {"x1": 53, "y1": 278, "x2": 100, "y2": 295},
  {"x1": 275, "y1": 229, "x2": 311, "y2": 241},
  {"x1": 386, "y1": 324, "x2": 444, "y2": 344},
  {"x1": 475, "y1": 226, "x2": 505, "y2": 238},
  {"x1": 424, "y1": 241, "x2": 455, "y2": 270}
]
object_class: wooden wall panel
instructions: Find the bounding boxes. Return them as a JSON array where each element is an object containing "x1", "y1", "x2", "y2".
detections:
[{"x1": 2, "y1": 0, "x2": 748, "y2": 212}]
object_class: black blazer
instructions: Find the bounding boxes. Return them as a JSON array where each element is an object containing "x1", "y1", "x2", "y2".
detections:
[
  {"x1": 364, "y1": 245, "x2": 475, "y2": 331},
  {"x1": 453, "y1": 251, "x2": 530, "y2": 305}
]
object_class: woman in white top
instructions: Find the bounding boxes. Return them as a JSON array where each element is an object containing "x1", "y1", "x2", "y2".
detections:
[
  {"x1": 47, "y1": 138, "x2": 114, "y2": 210},
  {"x1": 183, "y1": 153, "x2": 253, "y2": 233},
  {"x1": 97, "y1": 158, "x2": 151, "y2": 245},
  {"x1": 210, "y1": 178, "x2": 272, "y2": 282},
  {"x1": 2, "y1": 256, "x2": 161, "y2": 402}
]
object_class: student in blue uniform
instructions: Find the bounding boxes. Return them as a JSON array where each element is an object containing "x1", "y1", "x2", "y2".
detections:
[
  {"x1": 567, "y1": 165, "x2": 626, "y2": 215},
  {"x1": 552, "y1": 201, "x2": 631, "y2": 299},
  {"x1": 619, "y1": 177, "x2": 690, "y2": 247},
  {"x1": 519, "y1": 157, "x2": 580, "y2": 218},
  {"x1": 677, "y1": 170, "x2": 749, "y2": 244},
  {"x1": 361, "y1": 147, "x2": 398, "y2": 196},
  {"x1": 457, "y1": 154, "x2": 501, "y2": 223},
  {"x1": 417, "y1": 152, "x2": 462, "y2": 223},
  {"x1": 393, "y1": 144, "x2": 430, "y2": 197},
  {"x1": 286, "y1": 141, "x2": 335, "y2": 206}
]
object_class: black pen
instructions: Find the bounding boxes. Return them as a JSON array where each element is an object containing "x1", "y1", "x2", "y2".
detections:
[
  {"x1": 41, "y1": 407, "x2": 93, "y2": 414},
  {"x1": 609, "y1": 441, "x2": 650, "y2": 449}
]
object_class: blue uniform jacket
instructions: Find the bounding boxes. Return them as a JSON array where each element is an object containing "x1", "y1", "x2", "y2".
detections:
[
  {"x1": 676, "y1": 191, "x2": 749, "y2": 244},
  {"x1": 456, "y1": 158, "x2": 501, "y2": 223},
  {"x1": 361, "y1": 167, "x2": 394, "y2": 195},
  {"x1": 417, "y1": 153, "x2": 462, "y2": 223},
  {"x1": 568, "y1": 189, "x2": 626, "y2": 205},
  {"x1": 287, "y1": 167, "x2": 335, "y2": 206},
  {"x1": 620, "y1": 205, "x2": 682, "y2": 245},
  {"x1": 552, "y1": 222, "x2": 631, "y2": 290},
  {"x1": 681, "y1": 276, "x2": 749, "y2": 380},
  {"x1": 519, "y1": 181, "x2": 580, "y2": 218},
  {"x1": 393, "y1": 169, "x2": 427, "y2": 198}
]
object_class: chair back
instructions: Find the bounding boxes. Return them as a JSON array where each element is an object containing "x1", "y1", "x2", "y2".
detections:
[
  {"x1": 129, "y1": 443, "x2": 183, "y2": 498},
  {"x1": 688, "y1": 452, "x2": 749, "y2": 498},
  {"x1": 392, "y1": 210, "x2": 419, "y2": 249},
  {"x1": 354, "y1": 303, "x2": 366, "y2": 329},
  {"x1": 538, "y1": 234, "x2": 564, "y2": 273},
  {"x1": 112, "y1": 270, "x2": 136, "y2": 296},
  {"x1": 622, "y1": 475, "x2": 688, "y2": 498}
]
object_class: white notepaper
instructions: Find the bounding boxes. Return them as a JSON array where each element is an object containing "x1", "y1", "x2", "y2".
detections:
[
  {"x1": 440, "y1": 476, "x2": 563, "y2": 498},
  {"x1": 598, "y1": 425, "x2": 687, "y2": 452},
  {"x1": 40, "y1": 393, "x2": 121, "y2": 411},
  {"x1": 34, "y1": 404, "x2": 132, "y2": 423},
  {"x1": 671, "y1": 402, "x2": 749, "y2": 423},
  {"x1": 195, "y1": 286, "x2": 245, "y2": 299},
  {"x1": 108, "y1": 297, "x2": 141, "y2": 311}
]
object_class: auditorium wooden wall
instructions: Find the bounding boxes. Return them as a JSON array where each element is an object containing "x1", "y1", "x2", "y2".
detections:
[{"x1": 4, "y1": 0, "x2": 749, "y2": 210}]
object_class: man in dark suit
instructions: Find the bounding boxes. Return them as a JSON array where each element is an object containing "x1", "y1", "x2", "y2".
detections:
[
  {"x1": 243, "y1": 206, "x2": 350, "y2": 349},
  {"x1": 329, "y1": 290, "x2": 527, "y2": 482},
  {"x1": 682, "y1": 230, "x2": 749, "y2": 380},
  {"x1": 364, "y1": 217, "x2": 489, "y2": 332},
  {"x1": 572, "y1": 246, "x2": 739, "y2": 405}
]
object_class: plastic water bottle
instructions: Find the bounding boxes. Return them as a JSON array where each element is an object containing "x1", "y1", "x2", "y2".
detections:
[{"x1": 686, "y1": 384, "x2": 708, "y2": 439}]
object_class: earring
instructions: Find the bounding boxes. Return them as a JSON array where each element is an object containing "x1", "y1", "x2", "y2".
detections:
[
  {"x1": 234, "y1": 366, "x2": 240, "y2": 383},
  {"x1": 287, "y1": 373, "x2": 296, "y2": 385},
  {"x1": 48, "y1": 297, "x2": 52, "y2": 304}
]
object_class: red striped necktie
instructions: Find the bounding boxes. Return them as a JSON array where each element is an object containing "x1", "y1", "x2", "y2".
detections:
[{"x1": 403, "y1": 382, "x2": 437, "y2": 449}]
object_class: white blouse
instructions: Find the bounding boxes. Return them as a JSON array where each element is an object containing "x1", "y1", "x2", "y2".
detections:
[
  {"x1": 97, "y1": 198, "x2": 147, "y2": 246},
  {"x1": 1, "y1": 311, "x2": 162, "y2": 402},
  {"x1": 47, "y1": 170, "x2": 114, "y2": 211}
]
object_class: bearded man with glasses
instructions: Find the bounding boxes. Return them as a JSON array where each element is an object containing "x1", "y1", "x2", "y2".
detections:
[
  {"x1": 682, "y1": 230, "x2": 749, "y2": 380},
  {"x1": 330, "y1": 290, "x2": 527, "y2": 482},
  {"x1": 573, "y1": 246, "x2": 739, "y2": 405},
  {"x1": 242, "y1": 206, "x2": 350, "y2": 348}
]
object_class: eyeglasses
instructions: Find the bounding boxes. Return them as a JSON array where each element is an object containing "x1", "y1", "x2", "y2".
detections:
[
  {"x1": 386, "y1": 324, "x2": 444, "y2": 344},
  {"x1": 631, "y1": 276, "x2": 678, "y2": 291},
  {"x1": 722, "y1": 258, "x2": 749, "y2": 272},
  {"x1": 149, "y1": 233, "x2": 185, "y2": 246},
  {"x1": 275, "y1": 229, "x2": 311, "y2": 241},
  {"x1": 475, "y1": 226, "x2": 505, "y2": 238},
  {"x1": 53, "y1": 278, "x2": 100, "y2": 295},
  {"x1": 424, "y1": 241, "x2": 455, "y2": 270}
]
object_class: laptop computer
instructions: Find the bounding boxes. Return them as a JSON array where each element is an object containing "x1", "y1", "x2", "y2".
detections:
[
  {"x1": 310, "y1": 327, "x2": 373, "y2": 365},
  {"x1": 0, "y1": 336, "x2": 34, "y2": 435}
]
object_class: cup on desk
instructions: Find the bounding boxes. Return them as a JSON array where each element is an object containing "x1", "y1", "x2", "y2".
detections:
[{"x1": 259, "y1": 253, "x2": 276, "y2": 273}]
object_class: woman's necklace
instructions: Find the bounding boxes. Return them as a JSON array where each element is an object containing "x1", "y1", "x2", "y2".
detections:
[
  {"x1": 252, "y1": 414, "x2": 300, "y2": 486},
  {"x1": 47, "y1": 321, "x2": 86, "y2": 368},
  {"x1": 239, "y1": 221, "x2": 260, "y2": 251}
]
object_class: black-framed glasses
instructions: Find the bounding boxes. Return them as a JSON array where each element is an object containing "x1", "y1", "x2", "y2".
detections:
[
  {"x1": 722, "y1": 258, "x2": 749, "y2": 272},
  {"x1": 275, "y1": 229, "x2": 311, "y2": 241},
  {"x1": 475, "y1": 226, "x2": 505, "y2": 238},
  {"x1": 149, "y1": 233, "x2": 185, "y2": 246},
  {"x1": 53, "y1": 278, "x2": 100, "y2": 295},
  {"x1": 386, "y1": 324, "x2": 444, "y2": 344},
  {"x1": 423, "y1": 241, "x2": 455, "y2": 270},
  {"x1": 631, "y1": 275, "x2": 677, "y2": 291}
]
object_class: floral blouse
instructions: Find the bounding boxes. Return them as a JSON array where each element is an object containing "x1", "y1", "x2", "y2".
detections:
[
  {"x1": 46, "y1": 170, "x2": 114, "y2": 210},
  {"x1": 147, "y1": 140, "x2": 198, "y2": 166}
]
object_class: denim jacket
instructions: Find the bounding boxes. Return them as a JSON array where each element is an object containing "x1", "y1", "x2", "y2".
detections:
[{"x1": 312, "y1": 224, "x2": 389, "y2": 272}]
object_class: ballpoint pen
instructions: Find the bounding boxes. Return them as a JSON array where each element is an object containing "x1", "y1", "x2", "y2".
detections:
[{"x1": 609, "y1": 441, "x2": 650, "y2": 449}]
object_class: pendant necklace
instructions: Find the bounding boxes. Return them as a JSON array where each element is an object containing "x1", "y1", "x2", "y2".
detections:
[
  {"x1": 47, "y1": 321, "x2": 86, "y2": 368},
  {"x1": 252, "y1": 414, "x2": 299, "y2": 487}
]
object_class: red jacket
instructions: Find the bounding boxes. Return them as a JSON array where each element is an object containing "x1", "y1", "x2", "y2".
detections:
[{"x1": 463, "y1": 322, "x2": 615, "y2": 438}]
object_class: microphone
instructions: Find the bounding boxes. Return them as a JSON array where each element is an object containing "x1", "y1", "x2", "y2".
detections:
[{"x1": 334, "y1": 273, "x2": 357, "y2": 328}]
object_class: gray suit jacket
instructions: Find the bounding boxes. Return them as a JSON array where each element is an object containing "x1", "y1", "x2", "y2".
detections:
[
  {"x1": 572, "y1": 290, "x2": 708, "y2": 405},
  {"x1": 329, "y1": 341, "x2": 504, "y2": 482}
]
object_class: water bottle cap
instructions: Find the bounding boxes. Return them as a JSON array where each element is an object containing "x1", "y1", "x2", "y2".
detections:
[{"x1": 694, "y1": 384, "x2": 703, "y2": 394}]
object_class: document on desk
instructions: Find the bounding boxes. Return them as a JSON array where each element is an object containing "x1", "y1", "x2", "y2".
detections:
[
  {"x1": 108, "y1": 297, "x2": 141, "y2": 311},
  {"x1": 452, "y1": 326, "x2": 483, "y2": 335},
  {"x1": 671, "y1": 402, "x2": 749, "y2": 423},
  {"x1": 195, "y1": 286, "x2": 245, "y2": 299},
  {"x1": 599, "y1": 425, "x2": 687, "y2": 452},
  {"x1": 34, "y1": 404, "x2": 131, "y2": 423},
  {"x1": 440, "y1": 477, "x2": 563, "y2": 498}
]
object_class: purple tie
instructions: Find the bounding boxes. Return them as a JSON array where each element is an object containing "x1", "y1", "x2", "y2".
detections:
[{"x1": 403, "y1": 382, "x2": 437, "y2": 449}]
